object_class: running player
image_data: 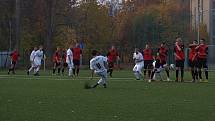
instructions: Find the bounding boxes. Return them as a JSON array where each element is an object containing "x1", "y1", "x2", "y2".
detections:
[
  {"x1": 158, "y1": 42, "x2": 170, "y2": 81},
  {"x1": 8, "y1": 49, "x2": 20, "y2": 74},
  {"x1": 52, "y1": 47, "x2": 61, "y2": 75},
  {"x1": 189, "y1": 40, "x2": 198, "y2": 82},
  {"x1": 133, "y1": 48, "x2": 144, "y2": 80},
  {"x1": 196, "y1": 39, "x2": 209, "y2": 82},
  {"x1": 33, "y1": 46, "x2": 44, "y2": 76},
  {"x1": 66, "y1": 45, "x2": 74, "y2": 77},
  {"x1": 27, "y1": 47, "x2": 37, "y2": 75},
  {"x1": 174, "y1": 38, "x2": 185, "y2": 82},
  {"x1": 143, "y1": 44, "x2": 154, "y2": 79},
  {"x1": 90, "y1": 50, "x2": 108, "y2": 88},
  {"x1": 107, "y1": 46, "x2": 120, "y2": 77},
  {"x1": 149, "y1": 53, "x2": 162, "y2": 82},
  {"x1": 72, "y1": 43, "x2": 82, "y2": 76}
]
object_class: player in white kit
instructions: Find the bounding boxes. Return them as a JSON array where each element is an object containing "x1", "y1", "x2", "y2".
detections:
[
  {"x1": 90, "y1": 50, "x2": 108, "y2": 88},
  {"x1": 27, "y1": 47, "x2": 37, "y2": 75},
  {"x1": 66, "y1": 45, "x2": 74, "y2": 77},
  {"x1": 33, "y1": 46, "x2": 44, "y2": 76},
  {"x1": 133, "y1": 48, "x2": 144, "y2": 80}
]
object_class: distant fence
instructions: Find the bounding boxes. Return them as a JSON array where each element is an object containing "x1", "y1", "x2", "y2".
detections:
[
  {"x1": 0, "y1": 52, "x2": 11, "y2": 68},
  {"x1": 1, "y1": 46, "x2": 215, "y2": 70}
]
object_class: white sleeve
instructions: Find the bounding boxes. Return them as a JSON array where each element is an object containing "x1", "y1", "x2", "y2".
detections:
[{"x1": 90, "y1": 60, "x2": 94, "y2": 70}]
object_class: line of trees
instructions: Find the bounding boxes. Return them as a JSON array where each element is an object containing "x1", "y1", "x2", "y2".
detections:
[{"x1": 0, "y1": 0, "x2": 209, "y2": 64}]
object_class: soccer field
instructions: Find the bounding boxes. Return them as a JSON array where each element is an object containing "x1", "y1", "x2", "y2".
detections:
[{"x1": 0, "y1": 70, "x2": 215, "y2": 121}]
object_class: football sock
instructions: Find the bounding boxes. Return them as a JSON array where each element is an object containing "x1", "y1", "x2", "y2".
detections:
[
  {"x1": 92, "y1": 83, "x2": 99, "y2": 88},
  {"x1": 191, "y1": 69, "x2": 195, "y2": 80},
  {"x1": 53, "y1": 68, "x2": 56, "y2": 74},
  {"x1": 166, "y1": 70, "x2": 170, "y2": 78},
  {"x1": 198, "y1": 69, "x2": 202, "y2": 79},
  {"x1": 181, "y1": 68, "x2": 184, "y2": 81},
  {"x1": 148, "y1": 70, "x2": 151, "y2": 78},
  {"x1": 195, "y1": 70, "x2": 198, "y2": 80},
  {"x1": 176, "y1": 69, "x2": 179, "y2": 80},
  {"x1": 76, "y1": 68, "x2": 79, "y2": 76},
  {"x1": 69, "y1": 68, "x2": 73, "y2": 76},
  {"x1": 62, "y1": 68, "x2": 64, "y2": 74},
  {"x1": 58, "y1": 68, "x2": 61, "y2": 74},
  {"x1": 73, "y1": 69, "x2": 75, "y2": 75},
  {"x1": 205, "y1": 69, "x2": 208, "y2": 80}
]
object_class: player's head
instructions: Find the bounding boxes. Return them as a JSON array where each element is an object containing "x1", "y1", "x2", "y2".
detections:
[
  {"x1": 39, "y1": 45, "x2": 43, "y2": 50},
  {"x1": 135, "y1": 48, "x2": 139, "y2": 54},
  {"x1": 145, "y1": 44, "x2": 150, "y2": 49},
  {"x1": 34, "y1": 47, "x2": 37, "y2": 50},
  {"x1": 161, "y1": 42, "x2": 166, "y2": 47},
  {"x1": 69, "y1": 44, "x2": 73, "y2": 49},
  {"x1": 176, "y1": 38, "x2": 182, "y2": 44},
  {"x1": 56, "y1": 47, "x2": 60, "y2": 51},
  {"x1": 91, "y1": 50, "x2": 98, "y2": 57},
  {"x1": 75, "y1": 43, "x2": 79, "y2": 47},
  {"x1": 111, "y1": 45, "x2": 115, "y2": 50},
  {"x1": 193, "y1": 40, "x2": 198, "y2": 44},
  {"x1": 200, "y1": 38, "x2": 205, "y2": 44}
]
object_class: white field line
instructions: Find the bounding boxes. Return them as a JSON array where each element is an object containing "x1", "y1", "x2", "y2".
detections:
[{"x1": 0, "y1": 75, "x2": 138, "y2": 81}]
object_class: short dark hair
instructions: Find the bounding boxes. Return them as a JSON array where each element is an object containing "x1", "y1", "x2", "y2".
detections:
[
  {"x1": 201, "y1": 38, "x2": 206, "y2": 41},
  {"x1": 162, "y1": 42, "x2": 166, "y2": 45},
  {"x1": 91, "y1": 50, "x2": 98, "y2": 56},
  {"x1": 193, "y1": 40, "x2": 198, "y2": 43}
]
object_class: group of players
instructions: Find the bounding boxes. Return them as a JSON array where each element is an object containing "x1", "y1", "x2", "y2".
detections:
[
  {"x1": 7, "y1": 37, "x2": 209, "y2": 88},
  {"x1": 133, "y1": 37, "x2": 209, "y2": 83}
]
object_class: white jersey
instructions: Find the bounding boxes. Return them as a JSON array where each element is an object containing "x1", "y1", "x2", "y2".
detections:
[
  {"x1": 66, "y1": 49, "x2": 73, "y2": 64},
  {"x1": 133, "y1": 52, "x2": 144, "y2": 64},
  {"x1": 30, "y1": 50, "x2": 36, "y2": 62},
  {"x1": 34, "y1": 50, "x2": 43, "y2": 66},
  {"x1": 90, "y1": 56, "x2": 108, "y2": 73}
]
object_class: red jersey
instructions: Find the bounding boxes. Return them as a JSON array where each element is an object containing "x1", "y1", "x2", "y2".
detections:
[
  {"x1": 143, "y1": 48, "x2": 153, "y2": 60},
  {"x1": 174, "y1": 44, "x2": 185, "y2": 61},
  {"x1": 107, "y1": 49, "x2": 119, "y2": 62},
  {"x1": 189, "y1": 45, "x2": 198, "y2": 61},
  {"x1": 197, "y1": 44, "x2": 208, "y2": 59},
  {"x1": 10, "y1": 51, "x2": 19, "y2": 62},
  {"x1": 158, "y1": 47, "x2": 168, "y2": 62},
  {"x1": 72, "y1": 47, "x2": 82, "y2": 60},
  {"x1": 53, "y1": 51, "x2": 61, "y2": 62}
]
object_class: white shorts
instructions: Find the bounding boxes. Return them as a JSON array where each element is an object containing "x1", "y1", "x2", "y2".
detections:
[
  {"x1": 133, "y1": 62, "x2": 144, "y2": 72},
  {"x1": 34, "y1": 59, "x2": 41, "y2": 66},
  {"x1": 96, "y1": 70, "x2": 107, "y2": 85},
  {"x1": 67, "y1": 62, "x2": 74, "y2": 68}
]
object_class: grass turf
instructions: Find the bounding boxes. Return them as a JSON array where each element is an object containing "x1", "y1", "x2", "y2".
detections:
[{"x1": 0, "y1": 70, "x2": 215, "y2": 121}]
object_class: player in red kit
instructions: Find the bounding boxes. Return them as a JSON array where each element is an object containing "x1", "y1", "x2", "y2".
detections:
[
  {"x1": 72, "y1": 43, "x2": 82, "y2": 76},
  {"x1": 189, "y1": 40, "x2": 198, "y2": 82},
  {"x1": 174, "y1": 38, "x2": 185, "y2": 82},
  {"x1": 8, "y1": 49, "x2": 20, "y2": 74},
  {"x1": 196, "y1": 39, "x2": 209, "y2": 82},
  {"x1": 158, "y1": 42, "x2": 170, "y2": 81},
  {"x1": 143, "y1": 44, "x2": 154, "y2": 79},
  {"x1": 107, "y1": 46, "x2": 120, "y2": 77},
  {"x1": 53, "y1": 47, "x2": 61, "y2": 75}
]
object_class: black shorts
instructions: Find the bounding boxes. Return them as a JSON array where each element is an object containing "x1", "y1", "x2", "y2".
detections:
[
  {"x1": 155, "y1": 61, "x2": 161, "y2": 68},
  {"x1": 73, "y1": 60, "x2": 80, "y2": 66},
  {"x1": 54, "y1": 62, "x2": 61, "y2": 67},
  {"x1": 63, "y1": 63, "x2": 68, "y2": 67},
  {"x1": 160, "y1": 61, "x2": 167, "y2": 67},
  {"x1": 197, "y1": 58, "x2": 208, "y2": 69},
  {"x1": 188, "y1": 60, "x2": 197, "y2": 68},
  {"x1": 144, "y1": 60, "x2": 153, "y2": 69},
  {"x1": 175, "y1": 60, "x2": 184, "y2": 68},
  {"x1": 108, "y1": 61, "x2": 114, "y2": 68},
  {"x1": 11, "y1": 61, "x2": 16, "y2": 65}
]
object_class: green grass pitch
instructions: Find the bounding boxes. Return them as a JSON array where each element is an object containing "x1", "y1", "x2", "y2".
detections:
[{"x1": 0, "y1": 70, "x2": 215, "y2": 121}]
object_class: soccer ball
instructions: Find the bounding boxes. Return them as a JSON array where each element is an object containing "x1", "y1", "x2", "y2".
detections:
[{"x1": 170, "y1": 64, "x2": 175, "y2": 71}]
